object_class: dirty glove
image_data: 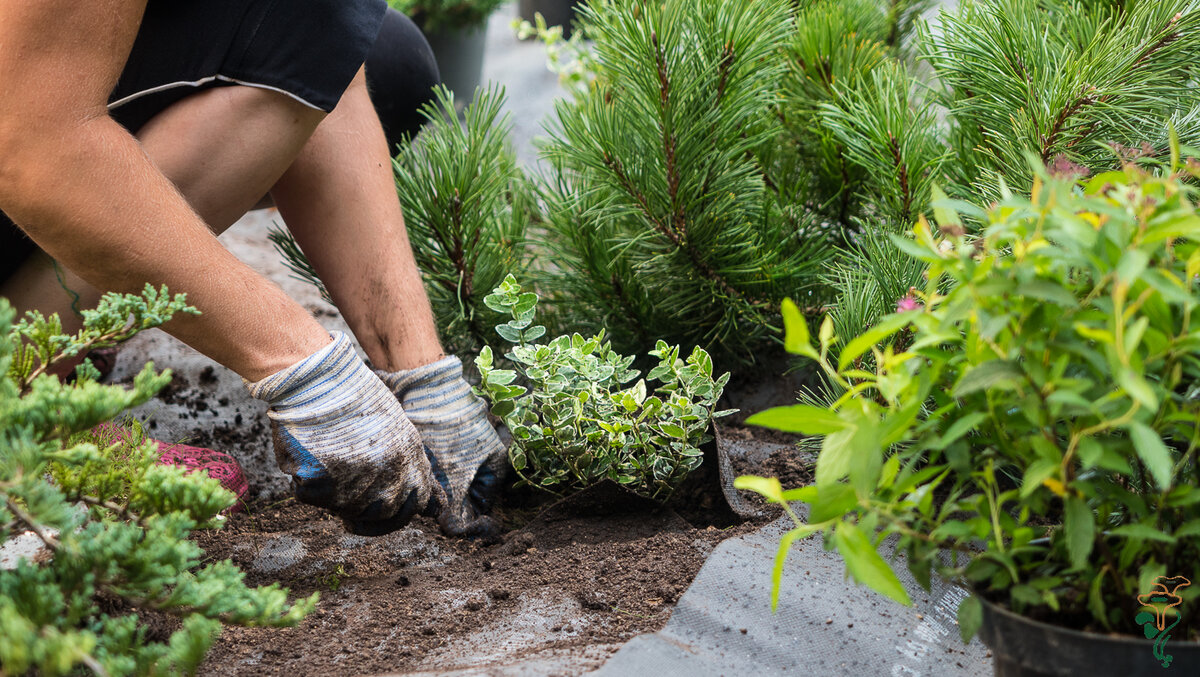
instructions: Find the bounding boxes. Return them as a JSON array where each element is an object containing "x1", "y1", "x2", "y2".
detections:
[
  {"x1": 245, "y1": 332, "x2": 444, "y2": 536},
  {"x1": 376, "y1": 356, "x2": 505, "y2": 537}
]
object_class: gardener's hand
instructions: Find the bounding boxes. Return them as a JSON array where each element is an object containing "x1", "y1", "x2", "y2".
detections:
[
  {"x1": 246, "y1": 332, "x2": 445, "y2": 536},
  {"x1": 376, "y1": 356, "x2": 505, "y2": 538}
]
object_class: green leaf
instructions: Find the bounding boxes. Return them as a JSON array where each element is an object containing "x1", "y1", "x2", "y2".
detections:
[
  {"x1": 1174, "y1": 519, "x2": 1200, "y2": 539},
  {"x1": 931, "y1": 184, "x2": 960, "y2": 231},
  {"x1": 838, "y1": 313, "x2": 911, "y2": 371},
  {"x1": 771, "y1": 525, "x2": 822, "y2": 611},
  {"x1": 834, "y1": 522, "x2": 912, "y2": 606},
  {"x1": 938, "y1": 412, "x2": 988, "y2": 448},
  {"x1": 808, "y1": 483, "x2": 859, "y2": 523},
  {"x1": 1064, "y1": 496, "x2": 1094, "y2": 571},
  {"x1": 953, "y1": 360, "x2": 1023, "y2": 397},
  {"x1": 1117, "y1": 368, "x2": 1158, "y2": 410},
  {"x1": 1108, "y1": 523, "x2": 1176, "y2": 543},
  {"x1": 490, "y1": 400, "x2": 516, "y2": 419},
  {"x1": 1016, "y1": 281, "x2": 1077, "y2": 307},
  {"x1": 781, "y1": 298, "x2": 818, "y2": 360},
  {"x1": 957, "y1": 596, "x2": 982, "y2": 644},
  {"x1": 733, "y1": 475, "x2": 784, "y2": 504},
  {"x1": 746, "y1": 405, "x2": 846, "y2": 435},
  {"x1": 1020, "y1": 460, "x2": 1058, "y2": 498},
  {"x1": 1129, "y1": 422, "x2": 1173, "y2": 490},
  {"x1": 495, "y1": 324, "x2": 523, "y2": 343},
  {"x1": 1116, "y1": 250, "x2": 1150, "y2": 285},
  {"x1": 660, "y1": 423, "x2": 686, "y2": 438}
]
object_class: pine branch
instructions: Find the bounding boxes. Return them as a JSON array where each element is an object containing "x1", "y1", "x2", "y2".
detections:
[
  {"x1": 5, "y1": 496, "x2": 60, "y2": 552},
  {"x1": 887, "y1": 132, "x2": 913, "y2": 223},
  {"x1": 1041, "y1": 86, "x2": 1097, "y2": 161},
  {"x1": 601, "y1": 153, "x2": 758, "y2": 305}
]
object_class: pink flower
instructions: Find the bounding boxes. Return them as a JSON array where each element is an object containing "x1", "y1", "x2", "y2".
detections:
[{"x1": 896, "y1": 295, "x2": 923, "y2": 313}]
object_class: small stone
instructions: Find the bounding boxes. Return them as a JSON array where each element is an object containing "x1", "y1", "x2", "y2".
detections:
[
  {"x1": 396, "y1": 576, "x2": 410, "y2": 587},
  {"x1": 825, "y1": 618, "x2": 833, "y2": 625}
]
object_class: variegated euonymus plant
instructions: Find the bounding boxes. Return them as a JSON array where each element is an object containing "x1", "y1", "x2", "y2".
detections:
[
  {"x1": 739, "y1": 147, "x2": 1200, "y2": 642},
  {"x1": 475, "y1": 275, "x2": 734, "y2": 500}
]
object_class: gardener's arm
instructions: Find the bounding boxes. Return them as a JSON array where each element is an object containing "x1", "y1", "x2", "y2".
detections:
[
  {"x1": 0, "y1": 0, "x2": 329, "y2": 380},
  {"x1": 0, "y1": 0, "x2": 444, "y2": 533}
]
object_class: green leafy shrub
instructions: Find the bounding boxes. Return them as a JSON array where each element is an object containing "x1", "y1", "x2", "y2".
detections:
[
  {"x1": 739, "y1": 153, "x2": 1200, "y2": 640},
  {"x1": 475, "y1": 275, "x2": 734, "y2": 500},
  {"x1": 0, "y1": 287, "x2": 315, "y2": 675}
]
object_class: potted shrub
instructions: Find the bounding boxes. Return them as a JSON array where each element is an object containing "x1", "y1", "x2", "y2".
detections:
[
  {"x1": 739, "y1": 152, "x2": 1200, "y2": 675},
  {"x1": 387, "y1": 0, "x2": 506, "y2": 105}
]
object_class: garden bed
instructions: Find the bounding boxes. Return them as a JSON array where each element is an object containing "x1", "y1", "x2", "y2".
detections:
[{"x1": 191, "y1": 425, "x2": 797, "y2": 676}]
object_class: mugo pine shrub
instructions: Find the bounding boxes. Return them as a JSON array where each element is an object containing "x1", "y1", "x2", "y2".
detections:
[
  {"x1": 475, "y1": 276, "x2": 734, "y2": 500},
  {"x1": 281, "y1": 0, "x2": 1200, "y2": 376},
  {"x1": 0, "y1": 287, "x2": 315, "y2": 676}
]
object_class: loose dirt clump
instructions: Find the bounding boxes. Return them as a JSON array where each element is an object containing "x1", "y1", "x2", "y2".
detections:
[{"x1": 194, "y1": 426, "x2": 800, "y2": 675}]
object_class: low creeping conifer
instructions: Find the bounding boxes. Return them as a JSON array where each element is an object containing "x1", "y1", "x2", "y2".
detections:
[{"x1": 0, "y1": 287, "x2": 315, "y2": 676}]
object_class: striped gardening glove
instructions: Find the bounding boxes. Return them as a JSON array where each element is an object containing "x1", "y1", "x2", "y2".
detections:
[
  {"x1": 376, "y1": 356, "x2": 505, "y2": 538},
  {"x1": 245, "y1": 332, "x2": 444, "y2": 536}
]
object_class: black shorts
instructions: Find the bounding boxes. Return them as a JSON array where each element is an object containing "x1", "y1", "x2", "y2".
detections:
[
  {"x1": 2, "y1": 0, "x2": 389, "y2": 280},
  {"x1": 112, "y1": 0, "x2": 388, "y2": 132}
]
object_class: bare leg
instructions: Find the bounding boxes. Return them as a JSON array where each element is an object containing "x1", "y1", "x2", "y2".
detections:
[
  {"x1": 2, "y1": 84, "x2": 331, "y2": 379},
  {"x1": 269, "y1": 68, "x2": 444, "y2": 372}
]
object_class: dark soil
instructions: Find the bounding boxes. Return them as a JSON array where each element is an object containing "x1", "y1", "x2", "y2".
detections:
[{"x1": 194, "y1": 425, "x2": 803, "y2": 676}]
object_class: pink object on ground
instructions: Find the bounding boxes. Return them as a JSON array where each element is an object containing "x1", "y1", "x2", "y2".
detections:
[
  {"x1": 91, "y1": 423, "x2": 249, "y2": 513},
  {"x1": 156, "y1": 441, "x2": 250, "y2": 513}
]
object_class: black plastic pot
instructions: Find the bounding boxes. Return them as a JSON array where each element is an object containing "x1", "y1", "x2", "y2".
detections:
[
  {"x1": 979, "y1": 596, "x2": 1200, "y2": 676},
  {"x1": 518, "y1": 0, "x2": 582, "y2": 39},
  {"x1": 421, "y1": 21, "x2": 487, "y2": 111}
]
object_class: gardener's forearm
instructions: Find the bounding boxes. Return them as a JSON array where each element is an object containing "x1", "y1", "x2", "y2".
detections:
[
  {"x1": 0, "y1": 0, "x2": 330, "y2": 380},
  {"x1": 0, "y1": 116, "x2": 331, "y2": 380}
]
